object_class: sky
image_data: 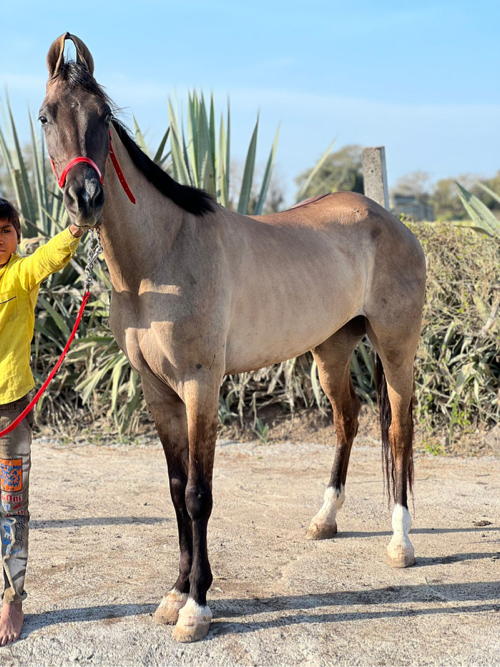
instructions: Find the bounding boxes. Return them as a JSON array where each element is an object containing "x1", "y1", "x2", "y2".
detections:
[{"x1": 1, "y1": 0, "x2": 499, "y2": 204}]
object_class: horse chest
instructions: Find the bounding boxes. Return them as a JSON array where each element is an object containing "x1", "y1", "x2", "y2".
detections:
[{"x1": 108, "y1": 293, "x2": 218, "y2": 386}]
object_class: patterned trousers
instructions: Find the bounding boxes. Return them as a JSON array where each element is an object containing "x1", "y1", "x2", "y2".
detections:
[{"x1": 0, "y1": 394, "x2": 31, "y2": 604}]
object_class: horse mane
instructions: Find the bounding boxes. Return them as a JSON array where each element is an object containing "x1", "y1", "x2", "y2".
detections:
[
  {"x1": 111, "y1": 120, "x2": 215, "y2": 216},
  {"x1": 56, "y1": 60, "x2": 112, "y2": 106},
  {"x1": 54, "y1": 60, "x2": 215, "y2": 217}
]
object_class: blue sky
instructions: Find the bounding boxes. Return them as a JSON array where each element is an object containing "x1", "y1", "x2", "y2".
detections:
[{"x1": 1, "y1": 0, "x2": 499, "y2": 203}]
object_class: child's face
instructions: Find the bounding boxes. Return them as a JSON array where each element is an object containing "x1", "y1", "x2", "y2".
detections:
[{"x1": 0, "y1": 219, "x2": 19, "y2": 267}]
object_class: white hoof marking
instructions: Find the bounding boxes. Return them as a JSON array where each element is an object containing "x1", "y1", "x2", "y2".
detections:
[
  {"x1": 157, "y1": 588, "x2": 188, "y2": 610},
  {"x1": 387, "y1": 504, "x2": 414, "y2": 563},
  {"x1": 310, "y1": 485, "x2": 345, "y2": 528},
  {"x1": 177, "y1": 597, "x2": 212, "y2": 626}
]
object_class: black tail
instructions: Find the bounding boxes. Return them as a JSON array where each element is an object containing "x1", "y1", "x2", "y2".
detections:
[
  {"x1": 375, "y1": 354, "x2": 414, "y2": 504},
  {"x1": 375, "y1": 354, "x2": 393, "y2": 503}
]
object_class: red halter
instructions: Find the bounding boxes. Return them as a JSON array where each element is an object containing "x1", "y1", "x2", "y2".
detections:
[{"x1": 49, "y1": 131, "x2": 136, "y2": 205}]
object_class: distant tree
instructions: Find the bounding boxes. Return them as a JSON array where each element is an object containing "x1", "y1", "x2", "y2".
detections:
[
  {"x1": 428, "y1": 178, "x2": 468, "y2": 221},
  {"x1": 478, "y1": 170, "x2": 500, "y2": 213},
  {"x1": 391, "y1": 171, "x2": 432, "y2": 204},
  {"x1": 294, "y1": 144, "x2": 364, "y2": 202},
  {"x1": 391, "y1": 170, "x2": 499, "y2": 221}
]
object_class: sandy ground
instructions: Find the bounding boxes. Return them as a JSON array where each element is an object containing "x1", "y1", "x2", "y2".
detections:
[{"x1": 2, "y1": 434, "x2": 500, "y2": 666}]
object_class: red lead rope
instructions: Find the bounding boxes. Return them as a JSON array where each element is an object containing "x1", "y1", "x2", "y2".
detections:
[
  {"x1": 0, "y1": 291, "x2": 91, "y2": 438},
  {"x1": 109, "y1": 136, "x2": 136, "y2": 204}
]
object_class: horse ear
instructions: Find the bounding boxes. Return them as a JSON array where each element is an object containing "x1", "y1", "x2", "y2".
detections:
[
  {"x1": 67, "y1": 34, "x2": 95, "y2": 76},
  {"x1": 46, "y1": 33, "x2": 95, "y2": 79},
  {"x1": 46, "y1": 33, "x2": 68, "y2": 79}
]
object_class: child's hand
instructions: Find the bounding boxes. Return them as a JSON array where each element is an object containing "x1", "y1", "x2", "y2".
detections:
[{"x1": 69, "y1": 224, "x2": 85, "y2": 238}]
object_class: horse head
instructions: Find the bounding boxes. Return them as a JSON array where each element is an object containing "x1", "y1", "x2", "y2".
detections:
[{"x1": 40, "y1": 33, "x2": 110, "y2": 228}]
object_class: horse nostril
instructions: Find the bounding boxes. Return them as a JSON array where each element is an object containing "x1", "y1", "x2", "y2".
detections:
[
  {"x1": 93, "y1": 184, "x2": 105, "y2": 209},
  {"x1": 65, "y1": 181, "x2": 104, "y2": 217},
  {"x1": 84, "y1": 180, "x2": 105, "y2": 211},
  {"x1": 66, "y1": 184, "x2": 80, "y2": 210}
]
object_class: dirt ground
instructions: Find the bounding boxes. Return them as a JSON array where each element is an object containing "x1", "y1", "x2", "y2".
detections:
[
  {"x1": 218, "y1": 406, "x2": 497, "y2": 458},
  {"x1": 2, "y1": 424, "x2": 500, "y2": 666}
]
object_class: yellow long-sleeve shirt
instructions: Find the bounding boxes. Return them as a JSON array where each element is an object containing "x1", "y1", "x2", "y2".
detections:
[{"x1": 0, "y1": 228, "x2": 81, "y2": 404}]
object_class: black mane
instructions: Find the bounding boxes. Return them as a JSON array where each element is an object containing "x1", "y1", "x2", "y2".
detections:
[
  {"x1": 57, "y1": 60, "x2": 113, "y2": 107},
  {"x1": 56, "y1": 61, "x2": 215, "y2": 217},
  {"x1": 112, "y1": 120, "x2": 215, "y2": 216}
]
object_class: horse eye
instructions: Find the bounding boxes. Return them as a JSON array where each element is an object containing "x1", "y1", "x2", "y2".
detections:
[
  {"x1": 104, "y1": 113, "x2": 113, "y2": 124},
  {"x1": 39, "y1": 116, "x2": 48, "y2": 125}
]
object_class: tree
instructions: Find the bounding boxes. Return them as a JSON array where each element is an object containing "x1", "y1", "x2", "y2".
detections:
[
  {"x1": 429, "y1": 178, "x2": 468, "y2": 221},
  {"x1": 391, "y1": 171, "x2": 432, "y2": 204},
  {"x1": 478, "y1": 170, "x2": 500, "y2": 213},
  {"x1": 294, "y1": 144, "x2": 363, "y2": 202}
]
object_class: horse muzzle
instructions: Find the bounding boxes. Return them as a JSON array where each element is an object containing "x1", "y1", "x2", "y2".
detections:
[{"x1": 64, "y1": 176, "x2": 105, "y2": 228}]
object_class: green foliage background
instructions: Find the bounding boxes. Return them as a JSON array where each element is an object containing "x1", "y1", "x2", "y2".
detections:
[{"x1": 1, "y1": 95, "x2": 498, "y2": 441}]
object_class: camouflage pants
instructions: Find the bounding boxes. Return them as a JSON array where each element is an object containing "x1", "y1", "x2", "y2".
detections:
[{"x1": 0, "y1": 394, "x2": 31, "y2": 604}]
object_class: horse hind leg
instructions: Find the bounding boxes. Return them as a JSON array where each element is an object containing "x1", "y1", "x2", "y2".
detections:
[
  {"x1": 306, "y1": 316, "x2": 366, "y2": 540},
  {"x1": 367, "y1": 320, "x2": 419, "y2": 568},
  {"x1": 141, "y1": 380, "x2": 192, "y2": 625}
]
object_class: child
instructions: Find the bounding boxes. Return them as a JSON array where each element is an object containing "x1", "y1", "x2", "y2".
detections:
[{"x1": 0, "y1": 198, "x2": 84, "y2": 645}]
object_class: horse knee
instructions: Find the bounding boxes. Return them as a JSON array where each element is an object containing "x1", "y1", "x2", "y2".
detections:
[
  {"x1": 185, "y1": 481, "x2": 212, "y2": 522},
  {"x1": 169, "y1": 474, "x2": 187, "y2": 507}
]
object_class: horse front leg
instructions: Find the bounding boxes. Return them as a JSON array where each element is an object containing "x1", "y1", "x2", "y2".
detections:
[
  {"x1": 172, "y1": 381, "x2": 219, "y2": 643},
  {"x1": 141, "y1": 381, "x2": 192, "y2": 624}
]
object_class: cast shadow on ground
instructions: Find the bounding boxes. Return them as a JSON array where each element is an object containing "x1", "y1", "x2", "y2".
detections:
[
  {"x1": 415, "y1": 552, "x2": 500, "y2": 567},
  {"x1": 340, "y1": 526, "x2": 498, "y2": 539},
  {"x1": 210, "y1": 602, "x2": 500, "y2": 638},
  {"x1": 209, "y1": 581, "x2": 500, "y2": 637},
  {"x1": 30, "y1": 517, "x2": 170, "y2": 529},
  {"x1": 20, "y1": 581, "x2": 500, "y2": 641},
  {"x1": 22, "y1": 603, "x2": 157, "y2": 639}
]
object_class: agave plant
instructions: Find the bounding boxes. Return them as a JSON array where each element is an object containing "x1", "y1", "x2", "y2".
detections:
[
  {"x1": 455, "y1": 181, "x2": 500, "y2": 239},
  {"x1": 166, "y1": 92, "x2": 279, "y2": 214},
  {"x1": 0, "y1": 90, "x2": 379, "y2": 438}
]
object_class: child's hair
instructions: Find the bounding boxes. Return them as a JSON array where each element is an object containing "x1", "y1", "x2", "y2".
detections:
[{"x1": 0, "y1": 198, "x2": 21, "y2": 241}]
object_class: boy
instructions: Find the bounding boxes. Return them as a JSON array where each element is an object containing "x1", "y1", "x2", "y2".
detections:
[{"x1": 0, "y1": 198, "x2": 84, "y2": 645}]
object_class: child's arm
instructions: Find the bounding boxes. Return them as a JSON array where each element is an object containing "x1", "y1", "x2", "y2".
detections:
[{"x1": 17, "y1": 225, "x2": 85, "y2": 291}]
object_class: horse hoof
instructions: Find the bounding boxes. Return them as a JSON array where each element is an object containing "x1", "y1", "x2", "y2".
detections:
[
  {"x1": 386, "y1": 547, "x2": 415, "y2": 568},
  {"x1": 172, "y1": 598, "x2": 212, "y2": 643},
  {"x1": 306, "y1": 522, "x2": 338, "y2": 540},
  {"x1": 153, "y1": 589, "x2": 188, "y2": 625}
]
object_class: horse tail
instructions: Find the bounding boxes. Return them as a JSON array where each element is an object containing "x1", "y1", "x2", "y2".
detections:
[
  {"x1": 375, "y1": 354, "x2": 414, "y2": 504},
  {"x1": 375, "y1": 353, "x2": 394, "y2": 503}
]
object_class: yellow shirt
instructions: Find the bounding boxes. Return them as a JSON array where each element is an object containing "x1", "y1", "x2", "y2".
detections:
[{"x1": 0, "y1": 228, "x2": 81, "y2": 404}]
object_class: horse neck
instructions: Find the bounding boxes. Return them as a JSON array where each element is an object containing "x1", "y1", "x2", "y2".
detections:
[{"x1": 100, "y1": 127, "x2": 183, "y2": 293}]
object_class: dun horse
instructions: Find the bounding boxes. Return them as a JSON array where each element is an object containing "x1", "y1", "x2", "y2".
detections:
[{"x1": 40, "y1": 34, "x2": 426, "y2": 642}]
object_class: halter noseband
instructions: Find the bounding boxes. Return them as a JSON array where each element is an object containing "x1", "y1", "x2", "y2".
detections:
[{"x1": 49, "y1": 131, "x2": 136, "y2": 205}]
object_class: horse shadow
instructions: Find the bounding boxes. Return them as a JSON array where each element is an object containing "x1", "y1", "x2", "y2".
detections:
[
  {"x1": 208, "y1": 579, "x2": 500, "y2": 637},
  {"x1": 30, "y1": 516, "x2": 169, "y2": 529},
  {"x1": 20, "y1": 521, "x2": 500, "y2": 640},
  {"x1": 21, "y1": 577, "x2": 500, "y2": 640}
]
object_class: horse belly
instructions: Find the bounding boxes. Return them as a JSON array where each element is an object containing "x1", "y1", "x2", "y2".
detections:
[{"x1": 225, "y1": 278, "x2": 364, "y2": 374}]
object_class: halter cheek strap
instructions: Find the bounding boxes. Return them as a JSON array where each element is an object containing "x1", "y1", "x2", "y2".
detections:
[{"x1": 49, "y1": 131, "x2": 136, "y2": 205}]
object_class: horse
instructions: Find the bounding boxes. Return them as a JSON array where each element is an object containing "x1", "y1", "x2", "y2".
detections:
[{"x1": 39, "y1": 33, "x2": 426, "y2": 642}]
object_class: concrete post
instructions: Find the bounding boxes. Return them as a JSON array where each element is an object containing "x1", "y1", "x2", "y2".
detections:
[{"x1": 362, "y1": 147, "x2": 389, "y2": 210}]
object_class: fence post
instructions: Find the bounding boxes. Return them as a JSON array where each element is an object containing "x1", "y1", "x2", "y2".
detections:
[{"x1": 362, "y1": 147, "x2": 389, "y2": 210}]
